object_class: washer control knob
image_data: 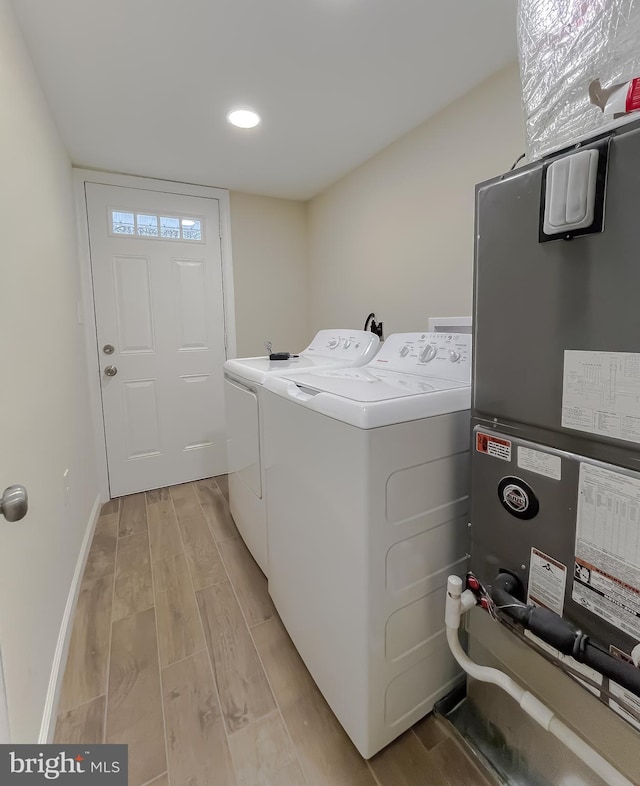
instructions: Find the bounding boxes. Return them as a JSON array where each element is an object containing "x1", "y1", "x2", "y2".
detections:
[
  {"x1": 328, "y1": 338, "x2": 339, "y2": 349},
  {"x1": 419, "y1": 344, "x2": 437, "y2": 363},
  {"x1": 448, "y1": 349, "x2": 461, "y2": 363},
  {"x1": 399, "y1": 345, "x2": 410, "y2": 357},
  {"x1": 344, "y1": 339, "x2": 352, "y2": 349}
]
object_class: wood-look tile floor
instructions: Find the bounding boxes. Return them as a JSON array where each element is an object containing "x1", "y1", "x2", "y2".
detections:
[{"x1": 55, "y1": 476, "x2": 494, "y2": 786}]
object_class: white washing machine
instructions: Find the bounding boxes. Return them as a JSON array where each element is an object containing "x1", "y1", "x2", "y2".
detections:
[
  {"x1": 262, "y1": 332, "x2": 472, "y2": 757},
  {"x1": 223, "y1": 329, "x2": 379, "y2": 576}
]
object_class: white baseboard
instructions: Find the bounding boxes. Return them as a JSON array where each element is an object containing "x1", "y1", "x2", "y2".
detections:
[
  {"x1": 38, "y1": 493, "x2": 102, "y2": 743},
  {"x1": 0, "y1": 649, "x2": 9, "y2": 744}
]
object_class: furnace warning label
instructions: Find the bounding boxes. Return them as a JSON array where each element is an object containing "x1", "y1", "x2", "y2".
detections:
[
  {"x1": 573, "y1": 463, "x2": 640, "y2": 639},
  {"x1": 527, "y1": 548, "x2": 567, "y2": 616},
  {"x1": 562, "y1": 350, "x2": 640, "y2": 445},
  {"x1": 476, "y1": 432, "x2": 511, "y2": 462}
]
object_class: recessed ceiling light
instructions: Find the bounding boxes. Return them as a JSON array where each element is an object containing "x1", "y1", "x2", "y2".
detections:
[{"x1": 227, "y1": 108, "x2": 261, "y2": 129}]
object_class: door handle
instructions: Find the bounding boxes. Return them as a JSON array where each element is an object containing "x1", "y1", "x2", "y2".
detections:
[
  {"x1": 0, "y1": 485, "x2": 28, "y2": 522},
  {"x1": 104, "y1": 366, "x2": 118, "y2": 377}
]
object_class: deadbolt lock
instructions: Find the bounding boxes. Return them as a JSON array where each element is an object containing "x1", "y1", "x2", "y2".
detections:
[{"x1": 103, "y1": 344, "x2": 115, "y2": 355}]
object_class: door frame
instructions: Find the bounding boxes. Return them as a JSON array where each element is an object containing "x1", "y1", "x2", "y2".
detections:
[{"x1": 73, "y1": 169, "x2": 237, "y2": 501}]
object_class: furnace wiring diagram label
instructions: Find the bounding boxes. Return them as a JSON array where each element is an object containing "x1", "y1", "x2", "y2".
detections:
[
  {"x1": 476, "y1": 432, "x2": 511, "y2": 461},
  {"x1": 527, "y1": 548, "x2": 567, "y2": 616},
  {"x1": 562, "y1": 350, "x2": 640, "y2": 444},
  {"x1": 573, "y1": 463, "x2": 640, "y2": 640},
  {"x1": 517, "y1": 446, "x2": 562, "y2": 480}
]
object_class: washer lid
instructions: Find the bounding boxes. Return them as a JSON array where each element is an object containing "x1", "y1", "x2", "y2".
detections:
[
  {"x1": 223, "y1": 328, "x2": 380, "y2": 385},
  {"x1": 264, "y1": 370, "x2": 471, "y2": 429},
  {"x1": 263, "y1": 331, "x2": 472, "y2": 428},
  {"x1": 281, "y1": 367, "x2": 467, "y2": 402},
  {"x1": 225, "y1": 354, "x2": 339, "y2": 385}
]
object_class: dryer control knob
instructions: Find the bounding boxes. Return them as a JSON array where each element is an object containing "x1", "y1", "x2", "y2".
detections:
[
  {"x1": 448, "y1": 349, "x2": 461, "y2": 362},
  {"x1": 328, "y1": 338, "x2": 340, "y2": 349},
  {"x1": 344, "y1": 339, "x2": 352, "y2": 349},
  {"x1": 419, "y1": 344, "x2": 437, "y2": 363},
  {"x1": 399, "y1": 345, "x2": 410, "y2": 357}
]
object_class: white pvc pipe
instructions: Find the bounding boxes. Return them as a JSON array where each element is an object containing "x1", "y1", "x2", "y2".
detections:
[{"x1": 445, "y1": 576, "x2": 633, "y2": 786}]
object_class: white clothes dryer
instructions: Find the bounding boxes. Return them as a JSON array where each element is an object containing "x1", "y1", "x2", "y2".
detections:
[
  {"x1": 262, "y1": 332, "x2": 472, "y2": 757},
  {"x1": 223, "y1": 329, "x2": 379, "y2": 576}
]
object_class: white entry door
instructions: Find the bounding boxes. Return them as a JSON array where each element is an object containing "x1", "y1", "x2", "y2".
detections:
[{"x1": 86, "y1": 183, "x2": 229, "y2": 496}]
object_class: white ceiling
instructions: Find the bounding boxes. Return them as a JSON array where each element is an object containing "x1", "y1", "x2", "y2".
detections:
[{"x1": 12, "y1": 0, "x2": 517, "y2": 200}]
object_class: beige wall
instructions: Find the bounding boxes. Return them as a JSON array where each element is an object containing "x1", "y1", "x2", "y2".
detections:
[
  {"x1": 229, "y1": 192, "x2": 309, "y2": 356},
  {"x1": 307, "y1": 64, "x2": 524, "y2": 335},
  {"x1": 0, "y1": 0, "x2": 99, "y2": 742}
]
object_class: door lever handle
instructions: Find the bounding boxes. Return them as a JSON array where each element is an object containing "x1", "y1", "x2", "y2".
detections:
[{"x1": 0, "y1": 485, "x2": 28, "y2": 522}]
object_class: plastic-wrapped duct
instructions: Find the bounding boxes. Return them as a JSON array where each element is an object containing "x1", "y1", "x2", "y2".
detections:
[{"x1": 518, "y1": 0, "x2": 640, "y2": 161}]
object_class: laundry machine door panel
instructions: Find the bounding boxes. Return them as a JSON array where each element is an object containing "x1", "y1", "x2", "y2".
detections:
[{"x1": 224, "y1": 378, "x2": 262, "y2": 498}]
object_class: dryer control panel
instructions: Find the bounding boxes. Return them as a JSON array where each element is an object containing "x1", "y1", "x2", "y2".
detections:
[
  {"x1": 372, "y1": 332, "x2": 472, "y2": 382},
  {"x1": 302, "y1": 329, "x2": 380, "y2": 364}
]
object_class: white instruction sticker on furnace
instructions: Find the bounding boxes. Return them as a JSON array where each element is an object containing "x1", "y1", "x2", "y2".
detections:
[
  {"x1": 610, "y1": 699, "x2": 640, "y2": 732},
  {"x1": 517, "y1": 446, "x2": 562, "y2": 481},
  {"x1": 527, "y1": 548, "x2": 567, "y2": 616},
  {"x1": 609, "y1": 680, "x2": 640, "y2": 732},
  {"x1": 562, "y1": 350, "x2": 640, "y2": 445},
  {"x1": 476, "y1": 432, "x2": 511, "y2": 462},
  {"x1": 573, "y1": 463, "x2": 640, "y2": 640},
  {"x1": 523, "y1": 630, "x2": 602, "y2": 695}
]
